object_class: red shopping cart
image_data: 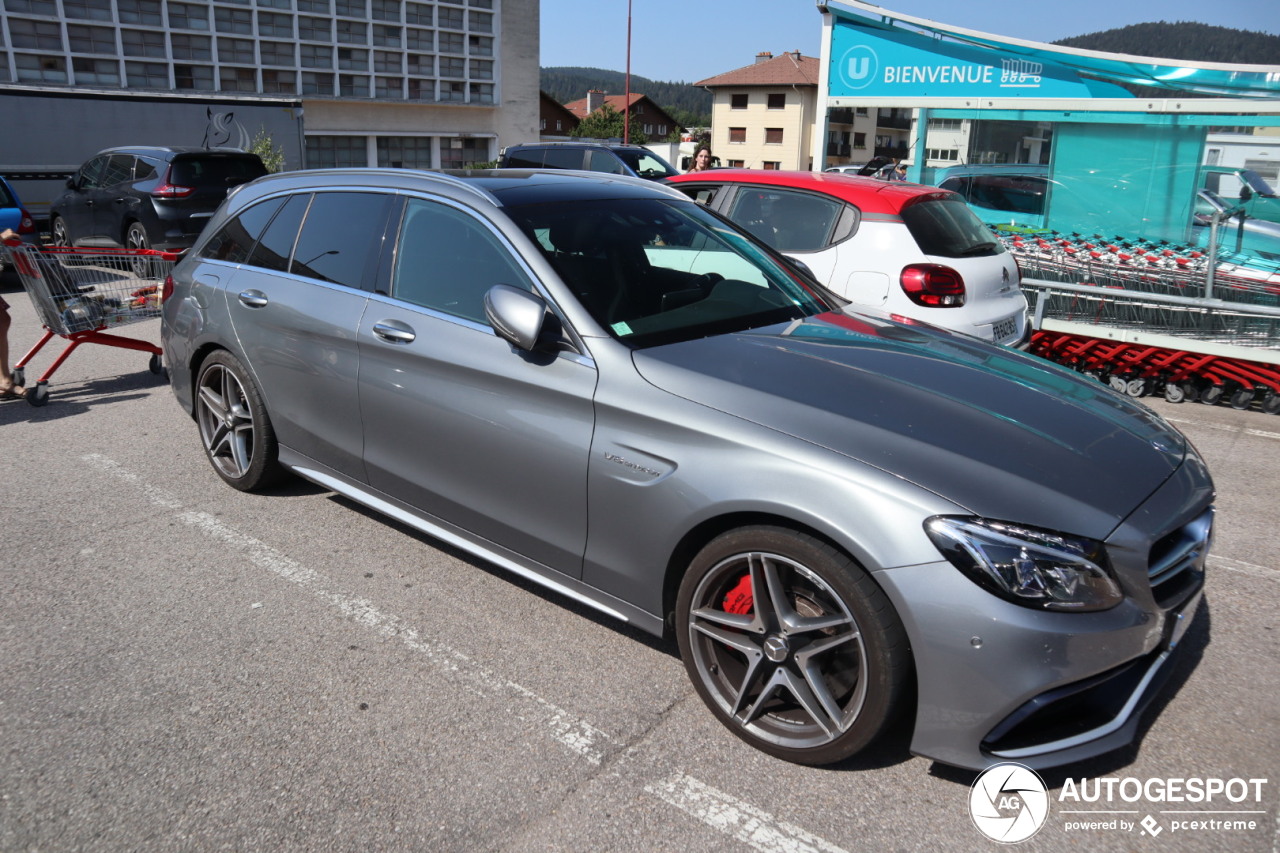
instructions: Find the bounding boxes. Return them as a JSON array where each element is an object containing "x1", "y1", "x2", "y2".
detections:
[{"x1": 3, "y1": 243, "x2": 178, "y2": 406}]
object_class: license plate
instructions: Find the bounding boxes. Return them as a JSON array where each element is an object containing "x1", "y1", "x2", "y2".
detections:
[{"x1": 992, "y1": 316, "x2": 1017, "y2": 342}]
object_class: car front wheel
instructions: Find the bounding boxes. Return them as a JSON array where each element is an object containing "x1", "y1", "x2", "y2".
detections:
[
  {"x1": 195, "y1": 351, "x2": 284, "y2": 491},
  {"x1": 676, "y1": 526, "x2": 910, "y2": 765},
  {"x1": 50, "y1": 216, "x2": 70, "y2": 247}
]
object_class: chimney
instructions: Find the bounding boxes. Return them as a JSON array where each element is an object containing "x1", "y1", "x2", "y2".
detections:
[
  {"x1": 755, "y1": 51, "x2": 773, "y2": 64},
  {"x1": 587, "y1": 90, "x2": 606, "y2": 113}
]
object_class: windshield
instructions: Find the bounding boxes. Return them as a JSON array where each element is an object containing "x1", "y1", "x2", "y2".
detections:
[{"x1": 505, "y1": 197, "x2": 833, "y2": 347}]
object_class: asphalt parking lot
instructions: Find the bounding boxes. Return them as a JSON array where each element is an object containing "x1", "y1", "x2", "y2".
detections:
[{"x1": 1, "y1": 264, "x2": 1276, "y2": 852}]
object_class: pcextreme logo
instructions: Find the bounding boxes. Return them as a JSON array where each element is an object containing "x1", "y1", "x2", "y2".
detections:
[{"x1": 968, "y1": 763, "x2": 1271, "y2": 844}]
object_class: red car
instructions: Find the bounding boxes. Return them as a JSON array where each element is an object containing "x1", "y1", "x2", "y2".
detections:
[{"x1": 666, "y1": 169, "x2": 1029, "y2": 346}]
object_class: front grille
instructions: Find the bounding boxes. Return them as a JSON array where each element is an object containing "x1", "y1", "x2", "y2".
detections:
[{"x1": 1148, "y1": 508, "x2": 1213, "y2": 607}]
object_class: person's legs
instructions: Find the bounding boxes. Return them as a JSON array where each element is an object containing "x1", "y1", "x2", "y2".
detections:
[{"x1": 0, "y1": 301, "x2": 23, "y2": 397}]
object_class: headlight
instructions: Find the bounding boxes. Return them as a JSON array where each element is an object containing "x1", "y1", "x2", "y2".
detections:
[{"x1": 925, "y1": 517, "x2": 1122, "y2": 612}]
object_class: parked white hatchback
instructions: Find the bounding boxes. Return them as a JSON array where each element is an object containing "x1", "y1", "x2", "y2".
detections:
[{"x1": 667, "y1": 169, "x2": 1030, "y2": 346}]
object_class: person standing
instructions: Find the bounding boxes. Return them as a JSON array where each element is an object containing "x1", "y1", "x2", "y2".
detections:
[
  {"x1": 686, "y1": 145, "x2": 714, "y2": 173},
  {"x1": 0, "y1": 228, "x2": 25, "y2": 400}
]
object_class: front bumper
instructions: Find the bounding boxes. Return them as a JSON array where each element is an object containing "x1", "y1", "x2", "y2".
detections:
[{"x1": 877, "y1": 559, "x2": 1204, "y2": 771}]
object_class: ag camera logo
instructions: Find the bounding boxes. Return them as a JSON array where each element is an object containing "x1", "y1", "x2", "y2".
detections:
[
  {"x1": 970, "y1": 763, "x2": 1050, "y2": 843},
  {"x1": 838, "y1": 45, "x2": 878, "y2": 90}
]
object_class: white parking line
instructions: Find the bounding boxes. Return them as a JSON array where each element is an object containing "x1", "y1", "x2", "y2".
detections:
[
  {"x1": 1162, "y1": 415, "x2": 1280, "y2": 442},
  {"x1": 80, "y1": 452, "x2": 610, "y2": 764},
  {"x1": 646, "y1": 773, "x2": 851, "y2": 853},
  {"x1": 1211, "y1": 555, "x2": 1280, "y2": 582}
]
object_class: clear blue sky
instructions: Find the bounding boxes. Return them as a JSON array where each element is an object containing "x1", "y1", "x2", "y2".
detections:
[{"x1": 541, "y1": 0, "x2": 1280, "y2": 83}]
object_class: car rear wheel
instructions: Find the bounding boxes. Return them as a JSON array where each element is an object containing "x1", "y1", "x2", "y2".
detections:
[
  {"x1": 195, "y1": 350, "x2": 284, "y2": 491},
  {"x1": 676, "y1": 526, "x2": 910, "y2": 765}
]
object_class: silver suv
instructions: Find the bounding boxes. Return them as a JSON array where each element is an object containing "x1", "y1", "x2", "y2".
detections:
[{"x1": 162, "y1": 167, "x2": 1212, "y2": 770}]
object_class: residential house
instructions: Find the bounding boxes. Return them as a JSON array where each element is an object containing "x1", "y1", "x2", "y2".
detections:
[
  {"x1": 540, "y1": 91, "x2": 579, "y2": 138},
  {"x1": 695, "y1": 51, "x2": 823, "y2": 170},
  {"x1": 563, "y1": 91, "x2": 679, "y2": 141}
]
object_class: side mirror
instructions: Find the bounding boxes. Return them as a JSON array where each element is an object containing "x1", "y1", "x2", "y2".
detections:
[
  {"x1": 65, "y1": 176, "x2": 78, "y2": 190},
  {"x1": 1240, "y1": 185, "x2": 1253, "y2": 203},
  {"x1": 485, "y1": 284, "x2": 548, "y2": 351}
]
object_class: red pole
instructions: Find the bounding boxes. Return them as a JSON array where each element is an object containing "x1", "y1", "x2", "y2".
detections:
[{"x1": 624, "y1": 0, "x2": 632, "y2": 144}]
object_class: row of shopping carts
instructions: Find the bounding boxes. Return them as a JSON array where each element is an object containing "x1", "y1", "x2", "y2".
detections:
[
  {"x1": 2, "y1": 243, "x2": 176, "y2": 406},
  {"x1": 999, "y1": 227, "x2": 1280, "y2": 414}
]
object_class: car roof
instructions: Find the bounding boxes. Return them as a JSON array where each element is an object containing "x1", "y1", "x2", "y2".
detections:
[
  {"x1": 504, "y1": 141, "x2": 653, "y2": 152},
  {"x1": 665, "y1": 169, "x2": 956, "y2": 215},
  {"x1": 221, "y1": 167, "x2": 687, "y2": 212},
  {"x1": 92, "y1": 146, "x2": 258, "y2": 158}
]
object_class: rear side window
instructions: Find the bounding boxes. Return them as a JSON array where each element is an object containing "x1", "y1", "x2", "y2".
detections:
[
  {"x1": 248, "y1": 193, "x2": 309, "y2": 272},
  {"x1": 101, "y1": 155, "x2": 136, "y2": 187},
  {"x1": 199, "y1": 196, "x2": 287, "y2": 263},
  {"x1": 725, "y1": 187, "x2": 843, "y2": 253},
  {"x1": 901, "y1": 197, "x2": 1004, "y2": 258},
  {"x1": 171, "y1": 155, "x2": 267, "y2": 187},
  {"x1": 0, "y1": 182, "x2": 15, "y2": 207},
  {"x1": 503, "y1": 148, "x2": 545, "y2": 168},
  {"x1": 291, "y1": 192, "x2": 390, "y2": 288},
  {"x1": 541, "y1": 148, "x2": 584, "y2": 170}
]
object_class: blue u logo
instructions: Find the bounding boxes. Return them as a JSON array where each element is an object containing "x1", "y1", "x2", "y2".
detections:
[{"x1": 839, "y1": 46, "x2": 878, "y2": 91}]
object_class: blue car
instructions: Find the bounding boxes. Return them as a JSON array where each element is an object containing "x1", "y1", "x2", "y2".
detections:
[{"x1": 0, "y1": 175, "x2": 38, "y2": 270}]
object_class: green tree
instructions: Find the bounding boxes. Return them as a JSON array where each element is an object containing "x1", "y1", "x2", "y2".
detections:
[
  {"x1": 249, "y1": 126, "x2": 287, "y2": 173},
  {"x1": 570, "y1": 104, "x2": 648, "y2": 145}
]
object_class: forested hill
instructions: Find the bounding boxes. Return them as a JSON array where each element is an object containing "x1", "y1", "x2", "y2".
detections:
[
  {"x1": 541, "y1": 66, "x2": 712, "y2": 127},
  {"x1": 1052, "y1": 22, "x2": 1280, "y2": 64}
]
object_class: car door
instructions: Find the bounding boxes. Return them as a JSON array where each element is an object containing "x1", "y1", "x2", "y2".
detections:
[
  {"x1": 59, "y1": 155, "x2": 108, "y2": 244},
  {"x1": 89, "y1": 154, "x2": 142, "y2": 246},
  {"x1": 719, "y1": 185, "x2": 844, "y2": 284},
  {"x1": 225, "y1": 190, "x2": 391, "y2": 480},
  {"x1": 358, "y1": 196, "x2": 596, "y2": 575}
]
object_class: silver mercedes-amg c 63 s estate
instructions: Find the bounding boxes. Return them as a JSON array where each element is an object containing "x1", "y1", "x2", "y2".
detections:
[{"x1": 161, "y1": 168, "x2": 1213, "y2": 771}]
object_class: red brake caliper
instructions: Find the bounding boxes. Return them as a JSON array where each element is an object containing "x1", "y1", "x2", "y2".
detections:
[{"x1": 722, "y1": 574, "x2": 754, "y2": 615}]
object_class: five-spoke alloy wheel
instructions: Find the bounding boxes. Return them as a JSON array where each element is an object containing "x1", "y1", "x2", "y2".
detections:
[
  {"x1": 676, "y1": 527, "x2": 909, "y2": 765},
  {"x1": 195, "y1": 351, "x2": 282, "y2": 491}
]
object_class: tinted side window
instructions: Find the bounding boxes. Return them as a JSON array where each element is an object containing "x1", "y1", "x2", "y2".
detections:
[
  {"x1": 248, "y1": 192, "x2": 310, "y2": 271},
  {"x1": 101, "y1": 155, "x2": 136, "y2": 187},
  {"x1": 77, "y1": 156, "x2": 108, "y2": 189},
  {"x1": 541, "y1": 148, "x2": 584, "y2": 170},
  {"x1": 392, "y1": 198, "x2": 533, "y2": 324},
  {"x1": 726, "y1": 187, "x2": 843, "y2": 253},
  {"x1": 587, "y1": 149, "x2": 626, "y2": 175},
  {"x1": 672, "y1": 183, "x2": 722, "y2": 206},
  {"x1": 134, "y1": 156, "x2": 161, "y2": 181},
  {"x1": 292, "y1": 192, "x2": 389, "y2": 288},
  {"x1": 503, "y1": 148, "x2": 545, "y2": 169},
  {"x1": 199, "y1": 196, "x2": 287, "y2": 263}
]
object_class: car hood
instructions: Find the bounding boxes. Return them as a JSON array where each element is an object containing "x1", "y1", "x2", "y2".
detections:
[{"x1": 633, "y1": 311, "x2": 1187, "y2": 539}]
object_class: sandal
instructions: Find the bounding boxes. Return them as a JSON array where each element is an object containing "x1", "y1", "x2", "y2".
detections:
[{"x1": 0, "y1": 384, "x2": 24, "y2": 401}]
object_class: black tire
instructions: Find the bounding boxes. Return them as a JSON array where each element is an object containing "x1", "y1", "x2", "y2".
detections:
[
  {"x1": 27, "y1": 383, "x2": 49, "y2": 407},
  {"x1": 1200, "y1": 384, "x2": 1225, "y2": 406},
  {"x1": 1229, "y1": 388, "x2": 1256, "y2": 410},
  {"x1": 50, "y1": 216, "x2": 70, "y2": 248},
  {"x1": 675, "y1": 526, "x2": 910, "y2": 765},
  {"x1": 195, "y1": 350, "x2": 284, "y2": 491},
  {"x1": 125, "y1": 222, "x2": 156, "y2": 277},
  {"x1": 1262, "y1": 392, "x2": 1280, "y2": 415}
]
